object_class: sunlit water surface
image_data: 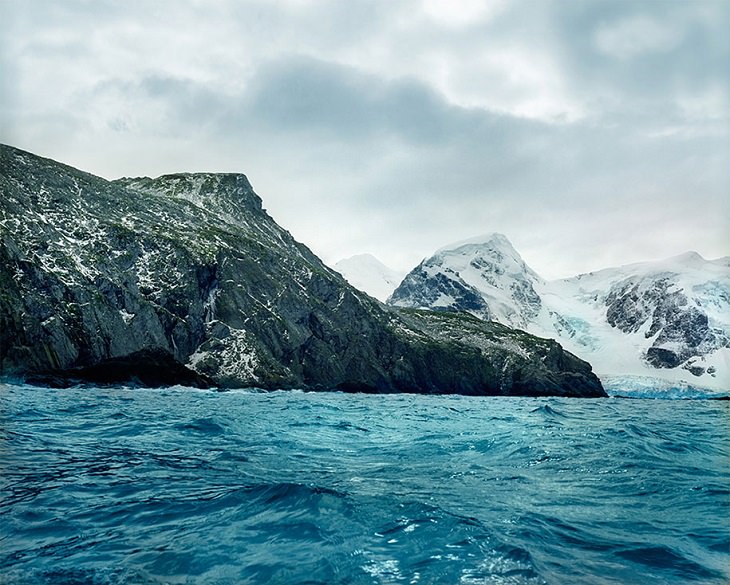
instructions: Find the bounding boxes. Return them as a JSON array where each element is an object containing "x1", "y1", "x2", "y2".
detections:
[{"x1": 1, "y1": 384, "x2": 728, "y2": 584}]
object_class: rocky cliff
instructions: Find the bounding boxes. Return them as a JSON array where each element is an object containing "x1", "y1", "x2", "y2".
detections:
[{"x1": 0, "y1": 145, "x2": 605, "y2": 396}]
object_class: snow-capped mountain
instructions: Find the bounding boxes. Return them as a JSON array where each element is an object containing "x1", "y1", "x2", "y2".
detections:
[
  {"x1": 389, "y1": 233, "x2": 730, "y2": 394},
  {"x1": 388, "y1": 234, "x2": 544, "y2": 329},
  {"x1": 333, "y1": 254, "x2": 404, "y2": 302}
]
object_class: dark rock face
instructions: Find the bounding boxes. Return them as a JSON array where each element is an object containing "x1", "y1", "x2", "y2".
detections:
[
  {"x1": 24, "y1": 349, "x2": 213, "y2": 388},
  {"x1": 606, "y1": 277, "x2": 728, "y2": 372},
  {"x1": 645, "y1": 347, "x2": 682, "y2": 369},
  {"x1": 395, "y1": 310, "x2": 603, "y2": 398},
  {"x1": 0, "y1": 144, "x2": 605, "y2": 397},
  {"x1": 389, "y1": 265, "x2": 492, "y2": 318}
]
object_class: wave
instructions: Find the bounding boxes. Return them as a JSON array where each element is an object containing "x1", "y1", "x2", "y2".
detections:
[{"x1": 2, "y1": 384, "x2": 728, "y2": 584}]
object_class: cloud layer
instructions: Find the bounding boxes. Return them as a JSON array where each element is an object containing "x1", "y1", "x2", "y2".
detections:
[{"x1": 2, "y1": 0, "x2": 728, "y2": 277}]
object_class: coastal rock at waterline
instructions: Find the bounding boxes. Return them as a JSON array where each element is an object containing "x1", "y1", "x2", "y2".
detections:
[
  {"x1": 0, "y1": 144, "x2": 605, "y2": 397},
  {"x1": 24, "y1": 349, "x2": 214, "y2": 388}
]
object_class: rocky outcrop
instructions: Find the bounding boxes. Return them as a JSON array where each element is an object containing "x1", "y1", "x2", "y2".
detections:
[
  {"x1": 605, "y1": 274, "x2": 728, "y2": 373},
  {"x1": 0, "y1": 144, "x2": 605, "y2": 396},
  {"x1": 390, "y1": 267, "x2": 492, "y2": 318},
  {"x1": 396, "y1": 310, "x2": 604, "y2": 397},
  {"x1": 24, "y1": 349, "x2": 214, "y2": 388}
]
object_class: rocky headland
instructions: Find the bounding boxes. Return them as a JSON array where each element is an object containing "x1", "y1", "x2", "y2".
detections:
[{"x1": 0, "y1": 144, "x2": 605, "y2": 397}]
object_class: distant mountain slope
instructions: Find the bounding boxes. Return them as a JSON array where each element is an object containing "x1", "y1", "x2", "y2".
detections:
[
  {"x1": 389, "y1": 234, "x2": 729, "y2": 392},
  {"x1": 389, "y1": 233, "x2": 543, "y2": 329},
  {"x1": 333, "y1": 254, "x2": 404, "y2": 302},
  {"x1": 0, "y1": 145, "x2": 605, "y2": 396}
]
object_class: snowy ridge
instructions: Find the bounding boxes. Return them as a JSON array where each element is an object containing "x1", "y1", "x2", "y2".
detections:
[
  {"x1": 389, "y1": 236, "x2": 730, "y2": 394},
  {"x1": 333, "y1": 254, "x2": 405, "y2": 302}
]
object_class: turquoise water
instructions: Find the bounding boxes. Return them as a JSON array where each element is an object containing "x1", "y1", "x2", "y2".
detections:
[{"x1": 1, "y1": 384, "x2": 729, "y2": 584}]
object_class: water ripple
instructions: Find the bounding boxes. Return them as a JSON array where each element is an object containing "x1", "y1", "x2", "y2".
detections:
[{"x1": 1, "y1": 385, "x2": 728, "y2": 584}]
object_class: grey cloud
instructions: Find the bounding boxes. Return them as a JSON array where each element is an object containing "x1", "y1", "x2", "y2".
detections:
[
  {"x1": 0, "y1": 19, "x2": 18, "y2": 143},
  {"x1": 545, "y1": 0, "x2": 729, "y2": 106},
  {"x1": 241, "y1": 56, "x2": 559, "y2": 166},
  {"x1": 452, "y1": 0, "x2": 729, "y2": 127},
  {"x1": 245, "y1": 57, "x2": 470, "y2": 145},
  {"x1": 227, "y1": 0, "x2": 405, "y2": 48},
  {"x1": 137, "y1": 76, "x2": 228, "y2": 123}
]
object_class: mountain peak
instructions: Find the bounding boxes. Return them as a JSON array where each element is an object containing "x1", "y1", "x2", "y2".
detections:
[
  {"x1": 389, "y1": 233, "x2": 544, "y2": 328},
  {"x1": 337, "y1": 253, "x2": 387, "y2": 265},
  {"x1": 436, "y1": 232, "x2": 515, "y2": 254},
  {"x1": 665, "y1": 251, "x2": 706, "y2": 266},
  {"x1": 431, "y1": 232, "x2": 541, "y2": 285},
  {"x1": 115, "y1": 172, "x2": 263, "y2": 220}
]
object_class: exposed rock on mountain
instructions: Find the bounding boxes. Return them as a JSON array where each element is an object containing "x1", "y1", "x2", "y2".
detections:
[
  {"x1": 389, "y1": 234, "x2": 730, "y2": 392},
  {"x1": 0, "y1": 145, "x2": 605, "y2": 397}
]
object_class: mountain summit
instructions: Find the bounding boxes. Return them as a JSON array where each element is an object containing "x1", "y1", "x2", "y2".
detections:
[
  {"x1": 0, "y1": 144, "x2": 604, "y2": 397},
  {"x1": 389, "y1": 233, "x2": 543, "y2": 329},
  {"x1": 389, "y1": 235, "x2": 730, "y2": 393}
]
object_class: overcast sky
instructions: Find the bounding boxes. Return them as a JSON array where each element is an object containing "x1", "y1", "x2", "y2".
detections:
[{"x1": 2, "y1": 0, "x2": 728, "y2": 278}]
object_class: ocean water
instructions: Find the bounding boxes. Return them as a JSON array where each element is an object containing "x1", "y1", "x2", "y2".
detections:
[{"x1": 1, "y1": 385, "x2": 728, "y2": 585}]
